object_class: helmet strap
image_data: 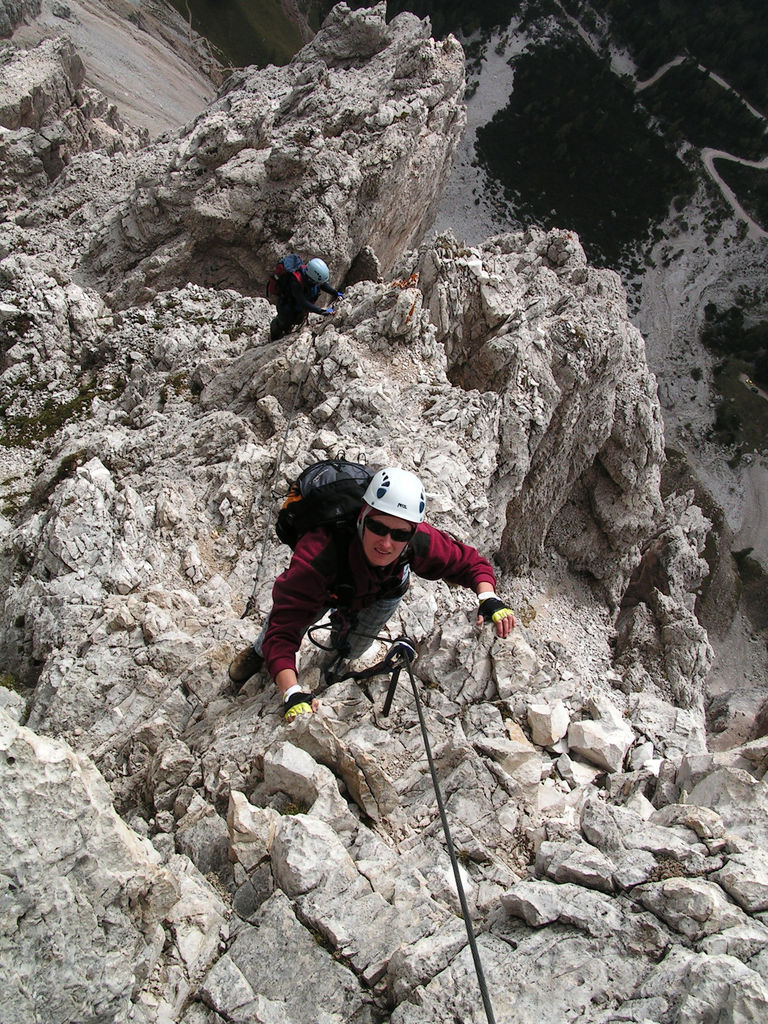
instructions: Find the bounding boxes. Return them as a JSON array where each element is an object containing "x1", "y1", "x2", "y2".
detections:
[{"x1": 356, "y1": 504, "x2": 371, "y2": 542}]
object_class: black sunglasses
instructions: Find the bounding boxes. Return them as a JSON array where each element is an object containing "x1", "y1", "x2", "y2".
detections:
[{"x1": 364, "y1": 518, "x2": 415, "y2": 543}]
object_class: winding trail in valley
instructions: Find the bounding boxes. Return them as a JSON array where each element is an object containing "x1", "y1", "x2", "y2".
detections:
[
  {"x1": 636, "y1": 55, "x2": 768, "y2": 240},
  {"x1": 701, "y1": 149, "x2": 768, "y2": 241},
  {"x1": 558, "y1": 0, "x2": 768, "y2": 239}
]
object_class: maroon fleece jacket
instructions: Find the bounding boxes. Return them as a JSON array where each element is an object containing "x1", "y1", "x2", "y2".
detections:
[{"x1": 262, "y1": 523, "x2": 497, "y2": 678}]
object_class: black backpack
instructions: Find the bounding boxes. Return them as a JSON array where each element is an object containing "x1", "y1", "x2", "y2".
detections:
[
  {"x1": 266, "y1": 253, "x2": 304, "y2": 302},
  {"x1": 275, "y1": 458, "x2": 374, "y2": 550}
]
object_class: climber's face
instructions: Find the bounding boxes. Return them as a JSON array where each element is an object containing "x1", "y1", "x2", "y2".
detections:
[{"x1": 361, "y1": 514, "x2": 414, "y2": 567}]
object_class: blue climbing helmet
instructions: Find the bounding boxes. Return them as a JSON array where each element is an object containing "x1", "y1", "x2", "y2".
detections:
[
  {"x1": 359, "y1": 468, "x2": 426, "y2": 539},
  {"x1": 305, "y1": 257, "x2": 330, "y2": 284}
]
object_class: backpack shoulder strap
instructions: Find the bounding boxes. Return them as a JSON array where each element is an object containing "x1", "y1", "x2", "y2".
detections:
[
  {"x1": 279, "y1": 269, "x2": 300, "y2": 296},
  {"x1": 327, "y1": 525, "x2": 356, "y2": 605}
]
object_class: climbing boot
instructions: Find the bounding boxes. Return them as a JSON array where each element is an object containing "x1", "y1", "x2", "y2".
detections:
[{"x1": 228, "y1": 646, "x2": 264, "y2": 690}]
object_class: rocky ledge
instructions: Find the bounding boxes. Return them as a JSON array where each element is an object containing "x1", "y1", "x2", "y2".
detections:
[{"x1": 1, "y1": 4, "x2": 767, "y2": 1023}]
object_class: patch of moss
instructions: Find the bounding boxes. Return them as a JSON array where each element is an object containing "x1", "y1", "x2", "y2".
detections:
[
  {"x1": 517, "y1": 601, "x2": 537, "y2": 626},
  {"x1": 647, "y1": 857, "x2": 687, "y2": 882},
  {"x1": 26, "y1": 449, "x2": 90, "y2": 512},
  {"x1": 282, "y1": 800, "x2": 310, "y2": 816},
  {"x1": 0, "y1": 672, "x2": 24, "y2": 694},
  {"x1": 168, "y1": 371, "x2": 190, "y2": 395},
  {"x1": 1, "y1": 494, "x2": 24, "y2": 518},
  {"x1": 0, "y1": 379, "x2": 123, "y2": 449}
]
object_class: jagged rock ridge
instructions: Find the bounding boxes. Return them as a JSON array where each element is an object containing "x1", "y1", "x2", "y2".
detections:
[
  {"x1": 5, "y1": 0, "x2": 466, "y2": 308},
  {"x1": 1, "y1": 4, "x2": 767, "y2": 1023}
]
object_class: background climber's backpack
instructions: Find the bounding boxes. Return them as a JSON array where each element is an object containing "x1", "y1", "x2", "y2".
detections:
[
  {"x1": 266, "y1": 253, "x2": 304, "y2": 302},
  {"x1": 275, "y1": 458, "x2": 373, "y2": 549}
]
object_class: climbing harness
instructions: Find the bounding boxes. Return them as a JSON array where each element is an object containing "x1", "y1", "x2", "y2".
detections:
[
  {"x1": 309, "y1": 627, "x2": 416, "y2": 710},
  {"x1": 307, "y1": 628, "x2": 499, "y2": 1024},
  {"x1": 242, "y1": 332, "x2": 318, "y2": 618}
]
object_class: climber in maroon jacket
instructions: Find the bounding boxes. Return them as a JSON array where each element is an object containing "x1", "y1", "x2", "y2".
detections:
[{"x1": 228, "y1": 467, "x2": 515, "y2": 718}]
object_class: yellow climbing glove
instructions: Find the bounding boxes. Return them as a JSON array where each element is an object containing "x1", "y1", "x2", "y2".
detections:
[
  {"x1": 478, "y1": 595, "x2": 514, "y2": 625},
  {"x1": 283, "y1": 691, "x2": 314, "y2": 720}
]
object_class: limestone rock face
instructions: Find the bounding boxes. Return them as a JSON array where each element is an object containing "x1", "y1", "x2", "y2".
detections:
[
  {"x1": 0, "y1": 35, "x2": 147, "y2": 210},
  {"x1": 0, "y1": 4, "x2": 763, "y2": 1024},
  {"x1": 0, "y1": 0, "x2": 41, "y2": 37},
  {"x1": 17, "y1": 1, "x2": 464, "y2": 309},
  {"x1": 0, "y1": 708, "x2": 228, "y2": 1024},
  {"x1": 414, "y1": 229, "x2": 665, "y2": 600}
]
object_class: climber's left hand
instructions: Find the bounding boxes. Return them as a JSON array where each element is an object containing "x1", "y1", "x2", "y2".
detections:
[{"x1": 476, "y1": 596, "x2": 516, "y2": 638}]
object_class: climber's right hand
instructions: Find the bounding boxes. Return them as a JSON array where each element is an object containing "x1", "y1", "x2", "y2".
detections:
[
  {"x1": 283, "y1": 691, "x2": 316, "y2": 720},
  {"x1": 325, "y1": 307, "x2": 335, "y2": 315}
]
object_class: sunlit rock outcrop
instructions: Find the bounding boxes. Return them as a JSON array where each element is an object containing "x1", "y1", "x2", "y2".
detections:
[
  {"x1": 0, "y1": 3, "x2": 765, "y2": 1023},
  {"x1": 0, "y1": 35, "x2": 147, "y2": 210},
  {"x1": 6, "y1": 2, "x2": 465, "y2": 308},
  {"x1": 1, "y1": 709, "x2": 228, "y2": 1023}
]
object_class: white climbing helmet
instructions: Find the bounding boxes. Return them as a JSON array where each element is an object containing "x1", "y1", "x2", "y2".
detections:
[
  {"x1": 361, "y1": 467, "x2": 426, "y2": 525},
  {"x1": 305, "y1": 257, "x2": 329, "y2": 284}
]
